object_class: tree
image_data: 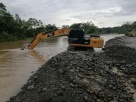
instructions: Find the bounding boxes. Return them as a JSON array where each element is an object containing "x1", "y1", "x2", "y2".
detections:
[
  {"x1": 0, "y1": 3, "x2": 6, "y2": 11},
  {"x1": 62, "y1": 25, "x2": 69, "y2": 28},
  {"x1": 70, "y1": 23, "x2": 82, "y2": 29},
  {"x1": 45, "y1": 24, "x2": 57, "y2": 31},
  {"x1": 70, "y1": 22, "x2": 98, "y2": 34},
  {"x1": 0, "y1": 3, "x2": 15, "y2": 34}
]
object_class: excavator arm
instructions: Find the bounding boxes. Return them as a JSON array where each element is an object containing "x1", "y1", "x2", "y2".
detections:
[{"x1": 28, "y1": 28, "x2": 71, "y2": 49}]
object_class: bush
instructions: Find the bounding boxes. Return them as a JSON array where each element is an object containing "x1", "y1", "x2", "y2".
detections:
[{"x1": 0, "y1": 31, "x2": 17, "y2": 42}]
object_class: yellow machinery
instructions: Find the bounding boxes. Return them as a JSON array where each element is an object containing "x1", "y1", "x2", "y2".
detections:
[
  {"x1": 28, "y1": 28, "x2": 104, "y2": 51},
  {"x1": 28, "y1": 28, "x2": 70, "y2": 49}
]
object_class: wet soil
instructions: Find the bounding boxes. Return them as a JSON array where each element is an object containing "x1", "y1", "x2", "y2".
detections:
[{"x1": 9, "y1": 36, "x2": 136, "y2": 102}]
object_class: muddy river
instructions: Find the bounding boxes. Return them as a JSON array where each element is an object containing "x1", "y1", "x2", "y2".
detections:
[{"x1": 0, "y1": 34, "x2": 123, "y2": 102}]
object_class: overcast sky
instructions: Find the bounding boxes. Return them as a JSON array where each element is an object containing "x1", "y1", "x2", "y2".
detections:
[{"x1": 1, "y1": 0, "x2": 136, "y2": 28}]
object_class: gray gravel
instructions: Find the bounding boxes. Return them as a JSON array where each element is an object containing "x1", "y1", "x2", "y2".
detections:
[
  {"x1": 9, "y1": 36, "x2": 136, "y2": 102},
  {"x1": 104, "y1": 36, "x2": 136, "y2": 63}
]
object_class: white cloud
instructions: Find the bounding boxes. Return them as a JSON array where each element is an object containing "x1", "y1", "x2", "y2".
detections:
[
  {"x1": 0, "y1": 0, "x2": 136, "y2": 27},
  {"x1": 100, "y1": 7, "x2": 122, "y2": 14}
]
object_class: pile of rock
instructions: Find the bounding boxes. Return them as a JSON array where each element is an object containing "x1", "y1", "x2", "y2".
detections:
[
  {"x1": 104, "y1": 36, "x2": 136, "y2": 63},
  {"x1": 9, "y1": 36, "x2": 136, "y2": 102}
]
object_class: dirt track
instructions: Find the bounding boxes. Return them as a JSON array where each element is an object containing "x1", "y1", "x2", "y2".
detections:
[{"x1": 9, "y1": 36, "x2": 136, "y2": 102}]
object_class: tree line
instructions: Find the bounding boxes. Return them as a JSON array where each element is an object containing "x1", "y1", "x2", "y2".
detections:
[
  {"x1": 68, "y1": 21, "x2": 136, "y2": 35},
  {"x1": 0, "y1": 3, "x2": 57, "y2": 42},
  {"x1": 0, "y1": 2, "x2": 136, "y2": 42}
]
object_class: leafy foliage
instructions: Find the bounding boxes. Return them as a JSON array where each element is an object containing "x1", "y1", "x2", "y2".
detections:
[
  {"x1": 99, "y1": 22, "x2": 136, "y2": 34},
  {"x1": 0, "y1": 3, "x2": 57, "y2": 42},
  {"x1": 70, "y1": 21, "x2": 98, "y2": 34},
  {"x1": 0, "y1": 31, "x2": 17, "y2": 42}
]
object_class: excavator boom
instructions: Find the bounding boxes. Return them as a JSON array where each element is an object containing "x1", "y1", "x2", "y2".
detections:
[{"x1": 28, "y1": 28, "x2": 71, "y2": 49}]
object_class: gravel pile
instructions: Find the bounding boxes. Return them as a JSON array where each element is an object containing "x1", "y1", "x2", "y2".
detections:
[
  {"x1": 104, "y1": 36, "x2": 136, "y2": 48},
  {"x1": 9, "y1": 36, "x2": 136, "y2": 102},
  {"x1": 104, "y1": 36, "x2": 136, "y2": 63}
]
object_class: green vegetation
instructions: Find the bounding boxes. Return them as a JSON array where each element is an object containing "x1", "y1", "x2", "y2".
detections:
[
  {"x1": 69, "y1": 21, "x2": 99, "y2": 34},
  {"x1": 0, "y1": 3, "x2": 57, "y2": 42},
  {"x1": 64, "y1": 21, "x2": 136, "y2": 35},
  {"x1": 0, "y1": 2, "x2": 136, "y2": 42}
]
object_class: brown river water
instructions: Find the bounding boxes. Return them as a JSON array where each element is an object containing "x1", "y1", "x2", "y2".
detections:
[{"x1": 0, "y1": 34, "x2": 124, "y2": 102}]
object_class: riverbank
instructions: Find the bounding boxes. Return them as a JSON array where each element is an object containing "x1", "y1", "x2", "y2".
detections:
[{"x1": 9, "y1": 36, "x2": 136, "y2": 102}]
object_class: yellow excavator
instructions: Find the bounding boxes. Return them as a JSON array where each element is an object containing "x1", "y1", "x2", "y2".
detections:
[{"x1": 27, "y1": 28, "x2": 104, "y2": 51}]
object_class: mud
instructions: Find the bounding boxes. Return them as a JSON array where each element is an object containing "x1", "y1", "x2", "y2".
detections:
[{"x1": 9, "y1": 36, "x2": 136, "y2": 102}]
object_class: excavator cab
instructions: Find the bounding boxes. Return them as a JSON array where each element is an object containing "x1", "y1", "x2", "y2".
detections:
[
  {"x1": 68, "y1": 29, "x2": 104, "y2": 51},
  {"x1": 68, "y1": 29, "x2": 85, "y2": 44}
]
